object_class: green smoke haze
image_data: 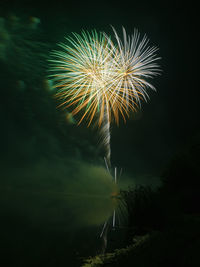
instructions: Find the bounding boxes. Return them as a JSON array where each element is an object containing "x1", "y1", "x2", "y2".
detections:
[{"x1": 0, "y1": 159, "x2": 119, "y2": 228}]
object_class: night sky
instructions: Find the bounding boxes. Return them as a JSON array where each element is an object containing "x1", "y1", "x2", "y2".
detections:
[
  {"x1": 0, "y1": 0, "x2": 199, "y2": 266},
  {"x1": 0, "y1": 0, "x2": 198, "y2": 177}
]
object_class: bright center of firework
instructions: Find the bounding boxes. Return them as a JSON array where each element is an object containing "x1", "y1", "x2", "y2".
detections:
[{"x1": 86, "y1": 67, "x2": 106, "y2": 87}]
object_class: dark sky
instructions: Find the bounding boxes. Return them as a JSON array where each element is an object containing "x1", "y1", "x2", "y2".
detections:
[{"x1": 0, "y1": 0, "x2": 198, "y2": 178}]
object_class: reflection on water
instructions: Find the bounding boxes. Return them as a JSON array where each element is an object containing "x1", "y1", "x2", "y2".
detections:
[{"x1": 0, "y1": 159, "x2": 127, "y2": 266}]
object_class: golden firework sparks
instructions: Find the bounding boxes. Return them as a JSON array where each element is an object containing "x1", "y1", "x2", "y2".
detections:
[{"x1": 49, "y1": 28, "x2": 160, "y2": 127}]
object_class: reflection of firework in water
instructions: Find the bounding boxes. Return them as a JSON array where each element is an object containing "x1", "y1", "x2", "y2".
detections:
[{"x1": 100, "y1": 167, "x2": 128, "y2": 253}]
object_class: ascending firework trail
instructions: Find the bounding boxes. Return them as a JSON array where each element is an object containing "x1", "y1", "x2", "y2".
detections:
[{"x1": 49, "y1": 26, "x2": 160, "y2": 251}]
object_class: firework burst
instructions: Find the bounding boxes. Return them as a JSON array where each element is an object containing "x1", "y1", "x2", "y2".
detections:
[{"x1": 49, "y1": 28, "x2": 160, "y2": 127}]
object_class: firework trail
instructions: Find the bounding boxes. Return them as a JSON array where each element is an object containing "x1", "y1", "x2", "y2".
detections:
[{"x1": 100, "y1": 105, "x2": 111, "y2": 168}]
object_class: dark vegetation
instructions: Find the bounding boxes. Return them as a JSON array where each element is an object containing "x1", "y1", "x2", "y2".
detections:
[{"x1": 83, "y1": 142, "x2": 200, "y2": 266}]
